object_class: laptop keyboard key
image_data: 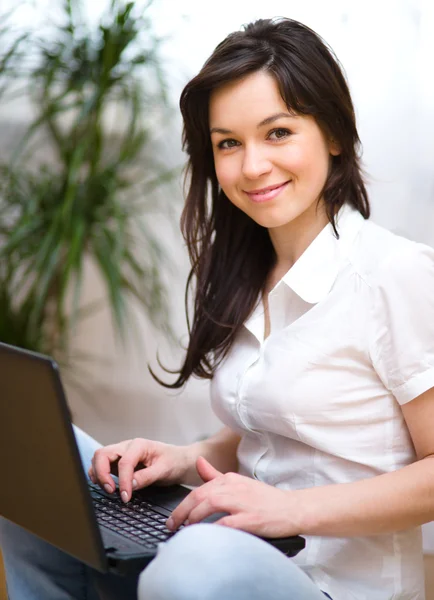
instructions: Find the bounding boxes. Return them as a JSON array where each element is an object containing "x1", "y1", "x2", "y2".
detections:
[{"x1": 90, "y1": 483, "x2": 176, "y2": 547}]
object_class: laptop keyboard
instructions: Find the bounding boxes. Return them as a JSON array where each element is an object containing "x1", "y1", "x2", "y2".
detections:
[{"x1": 89, "y1": 483, "x2": 181, "y2": 549}]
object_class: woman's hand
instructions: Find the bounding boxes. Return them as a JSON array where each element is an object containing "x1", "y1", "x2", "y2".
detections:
[
  {"x1": 166, "y1": 456, "x2": 304, "y2": 538},
  {"x1": 89, "y1": 438, "x2": 194, "y2": 503}
]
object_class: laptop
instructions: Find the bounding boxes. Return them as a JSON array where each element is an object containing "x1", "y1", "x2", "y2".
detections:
[{"x1": 0, "y1": 341, "x2": 305, "y2": 575}]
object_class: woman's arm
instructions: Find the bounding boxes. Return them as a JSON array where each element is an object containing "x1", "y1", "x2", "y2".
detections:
[
  {"x1": 298, "y1": 386, "x2": 434, "y2": 536},
  {"x1": 182, "y1": 426, "x2": 241, "y2": 486},
  {"x1": 168, "y1": 388, "x2": 434, "y2": 536}
]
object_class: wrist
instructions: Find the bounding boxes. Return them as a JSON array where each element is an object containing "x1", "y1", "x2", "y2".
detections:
[
  {"x1": 291, "y1": 487, "x2": 321, "y2": 535},
  {"x1": 180, "y1": 440, "x2": 208, "y2": 486},
  {"x1": 179, "y1": 428, "x2": 240, "y2": 486}
]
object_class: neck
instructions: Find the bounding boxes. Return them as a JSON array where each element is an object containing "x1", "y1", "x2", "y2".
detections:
[{"x1": 268, "y1": 202, "x2": 330, "y2": 273}]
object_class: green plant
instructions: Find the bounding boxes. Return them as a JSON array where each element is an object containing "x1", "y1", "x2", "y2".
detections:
[
  {"x1": 0, "y1": 0, "x2": 178, "y2": 364},
  {"x1": 0, "y1": 8, "x2": 26, "y2": 101}
]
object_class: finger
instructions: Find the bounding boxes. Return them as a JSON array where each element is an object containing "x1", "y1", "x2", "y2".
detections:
[
  {"x1": 88, "y1": 466, "x2": 96, "y2": 484},
  {"x1": 92, "y1": 448, "x2": 122, "y2": 494},
  {"x1": 214, "y1": 512, "x2": 266, "y2": 536},
  {"x1": 196, "y1": 456, "x2": 222, "y2": 483},
  {"x1": 167, "y1": 487, "x2": 202, "y2": 531},
  {"x1": 131, "y1": 463, "x2": 168, "y2": 489},
  {"x1": 212, "y1": 514, "x2": 241, "y2": 530},
  {"x1": 186, "y1": 498, "x2": 228, "y2": 526},
  {"x1": 117, "y1": 440, "x2": 153, "y2": 502}
]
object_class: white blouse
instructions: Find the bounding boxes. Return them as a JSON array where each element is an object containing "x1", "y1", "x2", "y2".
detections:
[{"x1": 210, "y1": 204, "x2": 434, "y2": 600}]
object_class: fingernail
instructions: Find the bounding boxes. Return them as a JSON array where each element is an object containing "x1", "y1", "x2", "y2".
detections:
[
  {"x1": 166, "y1": 517, "x2": 174, "y2": 530},
  {"x1": 104, "y1": 484, "x2": 113, "y2": 494},
  {"x1": 132, "y1": 478, "x2": 138, "y2": 489},
  {"x1": 121, "y1": 490, "x2": 129, "y2": 503},
  {"x1": 184, "y1": 519, "x2": 190, "y2": 526}
]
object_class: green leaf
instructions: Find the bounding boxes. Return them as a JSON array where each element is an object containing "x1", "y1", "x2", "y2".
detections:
[{"x1": 0, "y1": 0, "x2": 177, "y2": 365}]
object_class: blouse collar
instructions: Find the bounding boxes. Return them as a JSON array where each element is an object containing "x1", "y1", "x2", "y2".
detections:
[{"x1": 280, "y1": 204, "x2": 366, "y2": 304}]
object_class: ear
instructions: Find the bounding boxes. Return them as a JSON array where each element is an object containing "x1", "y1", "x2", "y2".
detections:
[{"x1": 329, "y1": 137, "x2": 341, "y2": 156}]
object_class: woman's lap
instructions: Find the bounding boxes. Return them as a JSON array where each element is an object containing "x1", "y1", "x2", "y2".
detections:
[
  {"x1": 0, "y1": 426, "x2": 331, "y2": 599},
  {"x1": 138, "y1": 523, "x2": 328, "y2": 600}
]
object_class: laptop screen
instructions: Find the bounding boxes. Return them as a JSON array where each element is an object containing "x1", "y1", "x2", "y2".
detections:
[{"x1": 0, "y1": 343, "x2": 106, "y2": 571}]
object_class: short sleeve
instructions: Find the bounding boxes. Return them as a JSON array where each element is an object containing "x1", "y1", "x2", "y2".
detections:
[{"x1": 370, "y1": 242, "x2": 434, "y2": 405}]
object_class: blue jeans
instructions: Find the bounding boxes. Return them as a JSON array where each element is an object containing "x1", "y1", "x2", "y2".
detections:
[{"x1": 0, "y1": 426, "x2": 332, "y2": 599}]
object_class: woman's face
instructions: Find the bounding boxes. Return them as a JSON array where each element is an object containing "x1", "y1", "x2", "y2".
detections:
[{"x1": 209, "y1": 70, "x2": 340, "y2": 234}]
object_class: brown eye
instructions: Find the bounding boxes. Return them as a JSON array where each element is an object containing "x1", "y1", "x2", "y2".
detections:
[
  {"x1": 269, "y1": 128, "x2": 291, "y2": 140},
  {"x1": 217, "y1": 138, "x2": 239, "y2": 149}
]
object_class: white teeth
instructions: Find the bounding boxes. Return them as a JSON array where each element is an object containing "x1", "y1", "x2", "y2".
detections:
[
  {"x1": 257, "y1": 186, "x2": 278, "y2": 194},
  {"x1": 255, "y1": 182, "x2": 290, "y2": 194},
  {"x1": 247, "y1": 181, "x2": 291, "y2": 195}
]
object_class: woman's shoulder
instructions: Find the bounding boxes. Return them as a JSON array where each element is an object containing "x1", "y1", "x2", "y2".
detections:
[{"x1": 349, "y1": 219, "x2": 434, "y2": 288}]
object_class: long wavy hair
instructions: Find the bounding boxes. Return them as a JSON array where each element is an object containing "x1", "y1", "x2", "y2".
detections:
[{"x1": 156, "y1": 17, "x2": 370, "y2": 388}]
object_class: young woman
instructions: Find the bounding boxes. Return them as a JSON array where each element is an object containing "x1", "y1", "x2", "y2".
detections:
[{"x1": 2, "y1": 17, "x2": 434, "y2": 600}]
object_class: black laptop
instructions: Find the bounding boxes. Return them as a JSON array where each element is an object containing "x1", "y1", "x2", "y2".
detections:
[{"x1": 0, "y1": 342, "x2": 305, "y2": 575}]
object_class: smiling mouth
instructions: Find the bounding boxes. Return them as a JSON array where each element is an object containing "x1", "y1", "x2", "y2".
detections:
[{"x1": 244, "y1": 180, "x2": 291, "y2": 203}]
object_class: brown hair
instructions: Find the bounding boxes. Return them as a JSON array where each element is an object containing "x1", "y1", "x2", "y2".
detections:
[{"x1": 156, "y1": 17, "x2": 369, "y2": 388}]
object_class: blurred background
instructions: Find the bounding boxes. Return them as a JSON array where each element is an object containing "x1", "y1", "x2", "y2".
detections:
[{"x1": 0, "y1": 0, "x2": 434, "y2": 551}]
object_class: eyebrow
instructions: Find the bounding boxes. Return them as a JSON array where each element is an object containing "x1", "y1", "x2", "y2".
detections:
[{"x1": 210, "y1": 112, "x2": 295, "y2": 135}]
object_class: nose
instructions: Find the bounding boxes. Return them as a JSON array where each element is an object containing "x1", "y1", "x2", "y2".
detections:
[{"x1": 241, "y1": 145, "x2": 272, "y2": 180}]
